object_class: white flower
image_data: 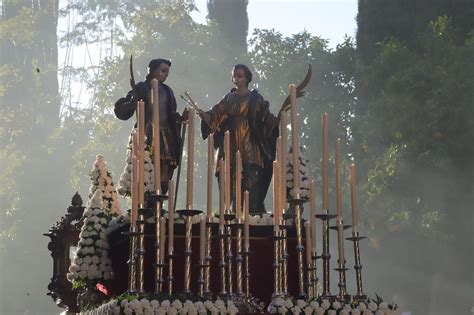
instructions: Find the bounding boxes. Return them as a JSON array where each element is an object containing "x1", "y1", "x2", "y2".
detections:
[
  {"x1": 314, "y1": 307, "x2": 324, "y2": 315},
  {"x1": 296, "y1": 299, "x2": 307, "y2": 308},
  {"x1": 284, "y1": 299, "x2": 293, "y2": 308},
  {"x1": 309, "y1": 301, "x2": 319, "y2": 310},
  {"x1": 328, "y1": 310, "x2": 336, "y2": 315},
  {"x1": 278, "y1": 306, "x2": 287, "y2": 314},
  {"x1": 363, "y1": 310, "x2": 372, "y2": 315},
  {"x1": 332, "y1": 301, "x2": 342, "y2": 310},
  {"x1": 304, "y1": 306, "x2": 313, "y2": 315},
  {"x1": 291, "y1": 306, "x2": 301, "y2": 314},
  {"x1": 379, "y1": 302, "x2": 389, "y2": 311},
  {"x1": 359, "y1": 302, "x2": 367, "y2": 311},
  {"x1": 172, "y1": 299, "x2": 183, "y2": 310},
  {"x1": 321, "y1": 300, "x2": 330, "y2": 310},
  {"x1": 340, "y1": 310, "x2": 349, "y2": 315},
  {"x1": 375, "y1": 310, "x2": 384, "y2": 315},
  {"x1": 368, "y1": 302, "x2": 378, "y2": 311}
]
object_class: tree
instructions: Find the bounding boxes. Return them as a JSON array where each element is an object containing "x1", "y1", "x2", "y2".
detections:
[{"x1": 207, "y1": 0, "x2": 249, "y2": 56}]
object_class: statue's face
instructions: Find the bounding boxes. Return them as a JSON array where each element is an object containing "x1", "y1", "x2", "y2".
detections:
[
  {"x1": 152, "y1": 63, "x2": 170, "y2": 83},
  {"x1": 232, "y1": 68, "x2": 247, "y2": 88}
]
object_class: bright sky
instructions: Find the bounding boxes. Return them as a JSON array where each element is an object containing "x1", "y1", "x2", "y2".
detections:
[{"x1": 191, "y1": 0, "x2": 358, "y2": 48}]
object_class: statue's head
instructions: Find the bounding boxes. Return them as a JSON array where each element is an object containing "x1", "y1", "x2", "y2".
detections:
[
  {"x1": 232, "y1": 64, "x2": 252, "y2": 87},
  {"x1": 147, "y1": 58, "x2": 172, "y2": 82}
]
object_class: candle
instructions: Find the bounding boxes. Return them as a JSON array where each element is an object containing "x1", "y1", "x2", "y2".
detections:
[
  {"x1": 200, "y1": 215, "x2": 206, "y2": 263},
  {"x1": 131, "y1": 132, "x2": 138, "y2": 228},
  {"x1": 224, "y1": 130, "x2": 231, "y2": 211},
  {"x1": 322, "y1": 113, "x2": 329, "y2": 212},
  {"x1": 168, "y1": 179, "x2": 175, "y2": 254},
  {"x1": 137, "y1": 100, "x2": 145, "y2": 206},
  {"x1": 305, "y1": 221, "x2": 312, "y2": 266},
  {"x1": 290, "y1": 84, "x2": 300, "y2": 198},
  {"x1": 236, "y1": 151, "x2": 242, "y2": 218},
  {"x1": 335, "y1": 139, "x2": 345, "y2": 262},
  {"x1": 309, "y1": 180, "x2": 317, "y2": 255},
  {"x1": 244, "y1": 191, "x2": 250, "y2": 251},
  {"x1": 207, "y1": 134, "x2": 214, "y2": 218},
  {"x1": 276, "y1": 137, "x2": 283, "y2": 215},
  {"x1": 186, "y1": 108, "x2": 195, "y2": 209},
  {"x1": 335, "y1": 138, "x2": 342, "y2": 219},
  {"x1": 151, "y1": 79, "x2": 161, "y2": 194},
  {"x1": 219, "y1": 159, "x2": 225, "y2": 228},
  {"x1": 280, "y1": 112, "x2": 287, "y2": 211},
  {"x1": 160, "y1": 217, "x2": 166, "y2": 262},
  {"x1": 273, "y1": 161, "x2": 280, "y2": 227},
  {"x1": 350, "y1": 163, "x2": 359, "y2": 234}
]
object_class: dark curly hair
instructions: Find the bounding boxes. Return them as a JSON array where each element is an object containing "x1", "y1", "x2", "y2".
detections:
[{"x1": 232, "y1": 64, "x2": 252, "y2": 87}]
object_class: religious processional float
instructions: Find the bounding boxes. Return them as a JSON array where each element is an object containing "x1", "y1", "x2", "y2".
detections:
[{"x1": 45, "y1": 79, "x2": 399, "y2": 315}]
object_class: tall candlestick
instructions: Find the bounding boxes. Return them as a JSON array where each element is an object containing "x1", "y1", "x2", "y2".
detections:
[
  {"x1": 207, "y1": 134, "x2": 214, "y2": 217},
  {"x1": 131, "y1": 132, "x2": 138, "y2": 228},
  {"x1": 160, "y1": 217, "x2": 166, "y2": 262},
  {"x1": 219, "y1": 159, "x2": 225, "y2": 229},
  {"x1": 309, "y1": 180, "x2": 317, "y2": 255},
  {"x1": 290, "y1": 84, "x2": 300, "y2": 198},
  {"x1": 273, "y1": 161, "x2": 280, "y2": 228},
  {"x1": 168, "y1": 179, "x2": 175, "y2": 254},
  {"x1": 244, "y1": 191, "x2": 250, "y2": 251},
  {"x1": 335, "y1": 139, "x2": 345, "y2": 263},
  {"x1": 224, "y1": 131, "x2": 231, "y2": 211},
  {"x1": 186, "y1": 108, "x2": 195, "y2": 209},
  {"x1": 151, "y1": 79, "x2": 161, "y2": 194},
  {"x1": 137, "y1": 100, "x2": 145, "y2": 206},
  {"x1": 350, "y1": 163, "x2": 359, "y2": 234},
  {"x1": 200, "y1": 215, "x2": 206, "y2": 263},
  {"x1": 236, "y1": 151, "x2": 242, "y2": 218},
  {"x1": 305, "y1": 221, "x2": 312, "y2": 267},
  {"x1": 280, "y1": 113, "x2": 287, "y2": 211},
  {"x1": 322, "y1": 113, "x2": 329, "y2": 211}
]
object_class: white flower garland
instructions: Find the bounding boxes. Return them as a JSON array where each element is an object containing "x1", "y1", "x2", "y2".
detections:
[
  {"x1": 67, "y1": 190, "x2": 114, "y2": 283},
  {"x1": 268, "y1": 297, "x2": 398, "y2": 315},
  {"x1": 81, "y1": 298, "x2": 240, "y2": 315},
  {"x1": 117, "y1": 131, "x2": 156, "y2": 196},
  {"x1": 81, "y1": 296, "x2": 398, "y2": 315},
  {"x1": 90, "y1": 154, "x2": 122, "y2": 216}
]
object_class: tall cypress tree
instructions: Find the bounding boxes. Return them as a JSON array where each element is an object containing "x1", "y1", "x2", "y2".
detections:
[{"x1": 207, "y1": 0, "x2": 249, "y2": 55}]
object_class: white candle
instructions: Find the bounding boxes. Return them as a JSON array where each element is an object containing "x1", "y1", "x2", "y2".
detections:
[
  {"x1": 151, "y1": 79, "x2": 161, "y2": 194},
  {"x1": 273, "y1": 161, "x2": 280, "y2": 227},
  {"x1": 309, "y1": 180, "x2": 317, "y2": 255},
  {"x1": 335, "y1": 138, "x2": 342, "y2": 218},
  {"x1": 137, "y1": 100, "x2": 145, "y2": 206},
  {"x1": 168, "y1": 179, "x2": 174, "y2": 254},
  {"x1": 200, "y1": 215, "x2": 206, "y2": 263},
  {"x1": 131, "y1": 132, "x2": 138, "y2": 228},
  {"x1": 186, "y1": 108, "x2": 195, "y2": 209},
  {"x1": 350, "y1": 163, "x2": 359, "y2": 234},
  {"x1": 322, "y1": 113, "x2": 329, "y2": 212},
  {"x1": 280, "y1": 113, "x2": 287, "y2": 211},
  {"x1": 244, "y1": 191, "x2": 250, "y2": 251},
  {"x1": 236, "y1": 151, "x2": 242, "y2": 219},
  {"x1": 224, "y1": 131, "x2": 231, "y2": 211},
  {"x1": 219, "y1": 159, "x2": 225, "y2": 228},
  {"x1": 207, "y1": 134, "x2": 214, "y2": 218},
  {"x1": 289, "y1": 84, "x2": 300, "y2": 198}
]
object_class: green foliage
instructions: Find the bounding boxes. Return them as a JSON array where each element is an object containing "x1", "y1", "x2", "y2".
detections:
[{"x1": 352, "y1": 16, "x2": 474, "y2": 239}]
